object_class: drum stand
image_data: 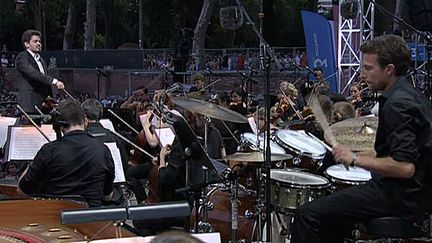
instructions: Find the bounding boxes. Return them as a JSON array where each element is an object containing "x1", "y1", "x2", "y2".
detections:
[
  {"x1": 191, "y1": 166, "x2": 214, "y2": 234},
  {"x1": 227, "y1": 169, "x2": 247, "y2": 243}
]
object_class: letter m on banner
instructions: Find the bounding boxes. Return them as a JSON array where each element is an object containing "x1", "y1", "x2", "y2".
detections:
[{"x1": 301, "y1": 11, "x2": 337, "y2": 93}]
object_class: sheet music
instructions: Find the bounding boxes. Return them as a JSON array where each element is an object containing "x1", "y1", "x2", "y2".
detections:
[
  {"x1": 0, "y1": 117, "x2": 18, "y2": 147},
  {"x1": 248, "y1": 116, "x2": 258, "y2": 135},
  {"x1": 104, "y1": 142, "x2": 126, "y2": 183},
  {"x1": 154, "y1": 127, "x2": 175, "y2": 147},
  {"x1": 99, "y1": 119, "x2": 116, "y2": 132},
  {"x1": 7, "y1": 125, "x2": 56, "y2": 161}
]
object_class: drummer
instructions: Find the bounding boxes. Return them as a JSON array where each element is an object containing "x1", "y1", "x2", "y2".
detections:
[{"x1": 291, "y1": 34, "x2": 432, "y2": 242}]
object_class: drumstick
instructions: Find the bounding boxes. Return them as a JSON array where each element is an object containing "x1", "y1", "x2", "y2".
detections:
[{"x1": 309, "y1": 94, "x2": 349, "y2": 171}]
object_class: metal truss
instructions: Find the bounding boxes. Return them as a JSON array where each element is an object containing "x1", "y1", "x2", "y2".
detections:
[{"x1": 338, "y1": 0, "x2": 375, "y2": 93}]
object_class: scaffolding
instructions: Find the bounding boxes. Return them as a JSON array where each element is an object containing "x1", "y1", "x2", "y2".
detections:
[{"x1": 337, "y1": 0, "x2": 375, "y2": 93}]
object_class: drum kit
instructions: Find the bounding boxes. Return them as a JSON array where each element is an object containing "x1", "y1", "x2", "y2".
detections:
[{"x1": 171, "y1": 96, "x2": 377, "y2": 243}]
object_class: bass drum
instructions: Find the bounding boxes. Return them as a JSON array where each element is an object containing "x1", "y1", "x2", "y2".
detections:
[{"x1": 190, "y1": 184, "x2": 255, "y2": 243}]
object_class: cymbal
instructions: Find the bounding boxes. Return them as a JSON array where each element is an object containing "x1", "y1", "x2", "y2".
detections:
[
  {"x1": 324, "y1": 116, "x2": 378, "y2": 151},
  {"x1": 171, "y1": 97, "x2": 248, "y2": 123},
  {"x1": 225, "y1": 152, "x2": 293, "y2": 162}
]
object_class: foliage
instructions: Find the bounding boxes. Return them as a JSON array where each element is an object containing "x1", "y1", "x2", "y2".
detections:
[{"x1": 0, "y1": 0, "x2": 316, "y2": 51}]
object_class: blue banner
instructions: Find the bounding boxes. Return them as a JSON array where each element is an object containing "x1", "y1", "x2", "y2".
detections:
[
  {"x1": 408, "y1": 43, "x2": 427, "y2": 61},
  {"x1": 301, "y1": 11, "x2": 337, "y2": 93}
]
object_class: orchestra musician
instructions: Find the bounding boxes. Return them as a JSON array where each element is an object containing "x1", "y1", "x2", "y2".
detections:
[
  {"x1": 133, "y1": 109, "x2": 225, "y2": 234},
  {"x1": 15, "y1": 29, "x2": 65, "y2": 113},
  {"x1": 81, "y1": 98, "x2": 129, "y2": 205},
  {"x1": 18, "y1": 100, "x2": 115, "y2": 207},
  {"x1": 126, "y1": 102, "x2": 161, "y2": 205},
  {"x1": 349, "y1": 84, "x2": 364, "y2": 111},
  {"x1": 291, "y1": 34, "x2": 432, "y2": 242},
  {"x1": 189, "y1": 73, "x2": 206, "y2": 95},
  {"x1": 120, "y1": 86, "x2": 149, "y2": 110}
]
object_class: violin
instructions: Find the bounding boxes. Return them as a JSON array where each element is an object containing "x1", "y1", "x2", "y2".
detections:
[{"x1": 41, "y1": 96, "x2": 58, "y2": 113}]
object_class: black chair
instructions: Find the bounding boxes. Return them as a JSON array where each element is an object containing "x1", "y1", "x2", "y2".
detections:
[{"x1": 354, "y1": 216, "x2": 427, "y2": 242}]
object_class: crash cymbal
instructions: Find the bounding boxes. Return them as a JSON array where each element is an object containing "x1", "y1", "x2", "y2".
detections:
[
  {"x1": 171, "y1": 97, "x2": 248, "y2": 123},
  {"x1": 225, "y1": 152, "x2": 293, "y2": 162},
  {"x1": 324, "y1": 116, "x2": 378, "y2": 151}
]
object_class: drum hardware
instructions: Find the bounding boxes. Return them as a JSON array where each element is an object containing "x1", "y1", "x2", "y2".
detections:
[
  {"x1": 244, "y1": 210, "x2": 255, "y2": 220},
  {"x1": 292, "y1": 156, "x2": 302, "y2": 166}
]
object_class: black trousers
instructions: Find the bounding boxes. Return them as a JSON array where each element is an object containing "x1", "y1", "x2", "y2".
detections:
[
  {"x1": 126, "y1": 163, "x2": 153, "y2": 203},
  {"x1": 291, "y1": 182, "x2": 411, "y2": 243}
]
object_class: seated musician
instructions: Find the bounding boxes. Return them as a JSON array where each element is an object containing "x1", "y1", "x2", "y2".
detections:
[
  {"x1": 126, "y1": 104, "x2": 161, "y2": 205},
  {"x1": 120, "y1": 86, "x2": 149, "y2": 110},
  {"x1": 291, "y1": 34, "x2": 432, "y2": 243},
  {"x1": 18, "y1": 100, "x2": 115, "y2": 207},
  {"x1": 133, "y1": 110, "x2": 225, "y2": 234},
  {"x1": 81, "y1": 98, "x2": 129, "y2": 205},
  {"x1": 332, "y1": 101, "x2": 356, "y2": 124},
  {"x1": 189, "y1": 73, "x2": 206, "y2": 95},
  {"x1": 275, "y1": 81, "x2": 301, "y2": 123},
  {"x1": 349, "y1": 84, "x2": 365, "y2": 111}
]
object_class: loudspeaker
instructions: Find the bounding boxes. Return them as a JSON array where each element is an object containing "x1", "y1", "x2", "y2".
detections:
[{"x1": 407, "y1": 0, "x2": 432, "y2": 31}]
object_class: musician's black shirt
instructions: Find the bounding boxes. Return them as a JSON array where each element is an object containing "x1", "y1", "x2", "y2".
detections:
[
  {"x1": 19, "y1": 130, "x2": 115, "y2": 207},
  {"x1": 86, "y1": 122, "x2": 128, "y2": 169},
  {"x1": 374, "y1": 76, "x2": 432, "y2": 213}
]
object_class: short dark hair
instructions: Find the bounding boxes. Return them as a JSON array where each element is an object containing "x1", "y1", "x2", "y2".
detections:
[
  {"x1": 360, "y1": 34, "x2": 411, "y2": 76},
  {"x1": 21, "y1": 29, "x2": 41, "y2": 47},
  {"x1": 58, "y1": 100, "x2": 85, "y2": 127},
  {"x1": 81, "y1": 98, "x2": 103, "y2": 121},
  {"x1": 135, "y1": 86, "x2": 148, "y2": 94}
]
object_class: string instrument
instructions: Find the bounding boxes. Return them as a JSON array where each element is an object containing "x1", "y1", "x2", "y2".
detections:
[
  {"x1": 41, "y1": 96, "x2": 57, "y2": 113},
  {"x1": 107, "y1": 108, "x2": 161, "y2": 202}
]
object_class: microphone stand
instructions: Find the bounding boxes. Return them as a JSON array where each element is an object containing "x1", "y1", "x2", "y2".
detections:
[{"x1": 233, "y1": 0, "x2": 280, "y2": 241}]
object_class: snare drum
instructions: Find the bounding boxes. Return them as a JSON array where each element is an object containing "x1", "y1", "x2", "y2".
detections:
[
  {"x1": 274, "y1": 130, "x2": 326, "y2": 171},
  {"x1": 269, "y1": 169, "x2": 329, "y2": 212},
  {"x1": 240, "y1": 132, "x2": 286, "y2": 154},
  {"x1": 325, "y1": 164, "x2": 371, "y2": 191}
]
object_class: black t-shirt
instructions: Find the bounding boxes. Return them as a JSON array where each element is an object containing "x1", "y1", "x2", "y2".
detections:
[
  {"x1": 19, "y1": 130, "x2": 115, "y2": 207},
  {"x1": 374, "y1": 76, "x2": 432, "y2": 211}
]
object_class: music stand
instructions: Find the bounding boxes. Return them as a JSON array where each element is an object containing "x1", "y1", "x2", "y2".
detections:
[{"x1": 163, "y1": 111, "x2": 228, "y2": 233}]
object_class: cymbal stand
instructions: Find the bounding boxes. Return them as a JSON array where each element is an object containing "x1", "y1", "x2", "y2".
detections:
[
  {"x1": 195, "y1": 117, "x2": 214, "y2": 233},
  {"x1": 228, "y1": 170, "x2": 243, "y2": 243},
  {"x1": 254, "y1": 166, "x2": 265, "y2": 241}
]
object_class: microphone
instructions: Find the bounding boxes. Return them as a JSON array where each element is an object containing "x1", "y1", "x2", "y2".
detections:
[{"x1": 238, "y1": 71, "x2": 258, "y2": 84}]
